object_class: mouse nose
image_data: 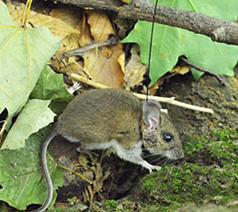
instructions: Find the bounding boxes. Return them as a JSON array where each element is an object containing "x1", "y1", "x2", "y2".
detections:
[{"x1": 165, "y1": 147, "x2": 184, "y2": 160}]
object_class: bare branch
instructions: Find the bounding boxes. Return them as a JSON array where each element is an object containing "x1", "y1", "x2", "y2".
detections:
[
  {"x1": 180, "y1": 57, "x2": 226, "y2": 85},
  {"x1": 68, "y1": 73, "x2": 214, "y2": 114},
  {"x1": 55, "y1": 0, "x2": 238, "y2": 45}
]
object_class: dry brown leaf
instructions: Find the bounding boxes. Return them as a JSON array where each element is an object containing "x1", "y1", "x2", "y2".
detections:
[
  {"x1": 66, "y1": 57, "x2": 88, "y2": 76},
  {"x1": 171, "y1": 66, "x2": 190, "y2": 75},
  {"x1": 7, "y1": 2, "x2": 24, "y2": 25},
  {"x1": 83, "y1": 157, "x2": 110, "y2": 204},
  {"x1": 7, "y1": 2, "x2": 81, "y2": 54},
  {"x1": 87, "y1": 11, "x2": 115, "y2": 42},
  {"x1": 50, "y1": 8, "x2": 81, "y2": 29},
  {"x1": 122, "y1": 46, "x2": 146, "y2": 89},
  {"x1": 50, "y1": 52, "x2": 85, "y2": 78},
  {"x1": 83, "y1": 44, "x2": 125, "y2": 88},
  {"x1": 61, "y1": 33, "x2": 82, "y2": 52},
  {"x1": 50, "y1": 8, "x2": 93, "y2": 50},
  {"x1": 118, "y1": 53, "x2": 125, "y2": 73},
  {"x1": 78, "y1": 14, "x2": 93, "y2": 47},
  {"x1": 7, "y1": 2, "x2": 80, "y2": 39},
  {"x1": 148, "y1": 83, "x2": 160, "y2": 96}
]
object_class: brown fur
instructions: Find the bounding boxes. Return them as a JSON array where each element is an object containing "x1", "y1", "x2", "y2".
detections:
[
  {"x1": 56, "y1": 88, "x2": 184, "y2": 158},
  {"x1": 57, "y1": 89, "x2": 142, "y2": 150}
]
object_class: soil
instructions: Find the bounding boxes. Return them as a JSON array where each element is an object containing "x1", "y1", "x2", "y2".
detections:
[{"x1": 159, "y1": 71, "x2": 238, "y2": 137}]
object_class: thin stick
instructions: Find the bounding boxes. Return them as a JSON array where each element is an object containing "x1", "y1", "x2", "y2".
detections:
[
  {"x1": 58, "y1": 163, "x2": 93, "y2": 185},
  {"x1": 180, "y1": 57, "x2": 226, "y2": 85},
  {"x1": 65, "y1": 37, "x2": 118, "y2": 57},
  {"x1": 134, "y1": 93, "x2": 213, "y2": 114},
  {"x1": 68, "y1": 73, "x2": 108, "y2": 89},
  {"x1": 68, "y1": 73, "x2": 214, "y2": 114}
]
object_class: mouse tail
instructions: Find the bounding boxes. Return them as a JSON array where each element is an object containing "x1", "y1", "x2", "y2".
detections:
[{"x1": 31, "y1": 130, "x2": 57, "y2": 212}]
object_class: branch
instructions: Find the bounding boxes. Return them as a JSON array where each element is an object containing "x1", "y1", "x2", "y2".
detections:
[
  {"x1": 65, "y1": 37, "x2": 118, "y2": 57},
  {"x1": 180, "y1": 57, "x2": 226, "y2": 85},
  {"x1": 68, "y1": 73, "x2": 214, "y2": 114},
  {"x1": 133, "y1": 93, "x2": 214, "y2": 114},
  {"x1": 55, "y1": 0, "x2": 238, "y2": 45}
]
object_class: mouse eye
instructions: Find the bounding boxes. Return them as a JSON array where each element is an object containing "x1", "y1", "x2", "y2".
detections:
[{"x1": 162, "y1": 132, "x2": 173, "y2": 143}]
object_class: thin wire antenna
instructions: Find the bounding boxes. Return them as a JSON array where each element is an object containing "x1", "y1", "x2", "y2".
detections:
[{"x1": 146, "y1": 0, "x2": 159, "y2": 101}]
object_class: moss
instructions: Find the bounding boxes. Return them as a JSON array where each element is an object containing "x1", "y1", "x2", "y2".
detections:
[
  {"x1": 141, "y1": 176, "x2": 157, "y2": 193},
  {"x1": 103, "y1": 199, "x2": 119, "y2": 211},
  {"x1": 136, "y1": 129, "x2": 238, "y2": 211},
  {"x1": 90, "y1": 130, "x2": 238, "y2": 212}
]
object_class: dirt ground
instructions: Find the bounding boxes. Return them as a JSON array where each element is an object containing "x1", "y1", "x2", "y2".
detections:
[{"x1": 160, "y1": 71, "x2": 238, "y2": 137}]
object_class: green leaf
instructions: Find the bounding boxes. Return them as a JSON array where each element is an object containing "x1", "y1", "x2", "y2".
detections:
[
  {"x1": 123, "y1": 0, "x2": 238, "y2": 84},
  {"x1": 172, "y1": 0, "x2": 238, "y2": 21},
  {"x1": 0, "y1": 1, "x2": 14, "y2": 25},
  {"x1": 1, "y1": 99, "x2": 55, "y2": 150},
  {"x1": 181, "y1": 30, "x2": 237, "y2": 77},
  {"x1": 0, "y1": 128, "x2": 64, "y2": 210},
  {"x1": 191, "y1": 69, "x2": 204, "y2": 80},
  {"x1": 30, "y1": 65, "x2": 72, "y2": 102},
  {"x1": 0, "y1": 1, "x2": 60, "y2": 118}
]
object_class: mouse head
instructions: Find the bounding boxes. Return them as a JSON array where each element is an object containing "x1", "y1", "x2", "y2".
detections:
[{"x1": 142, "y1": 100, "x2": 184, "y2": 160}]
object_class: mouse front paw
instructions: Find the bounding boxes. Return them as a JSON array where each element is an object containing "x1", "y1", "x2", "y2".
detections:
[
  {"x1": 151, "y1": 165, "x2": 162, "y2": 172},
  {"x1": 140, "y1": 160, "x2": 161, "y2": 173},
  {"x1": 147, "y1": 165, "x2": 161, "y2": 173}
]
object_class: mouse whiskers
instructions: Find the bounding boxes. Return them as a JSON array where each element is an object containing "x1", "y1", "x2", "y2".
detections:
[
  {"x1": 150, "y1": 157, "x2": 170, "y2": 165},
  {"x1": 143, "y1": 152, "x2": 162, "y2": 158}
]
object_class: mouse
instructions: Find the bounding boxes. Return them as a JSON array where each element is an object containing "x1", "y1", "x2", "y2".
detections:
[{"x1": 33, "y1": 88, "x2": 184, "y2": 212}]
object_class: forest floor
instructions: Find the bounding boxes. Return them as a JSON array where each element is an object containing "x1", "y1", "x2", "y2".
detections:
[
  {"x1": 51, "y1": 70, "x2": 238, "y2": 212},
  {"x1": 5, "y1": 1, "x2": 237, "y2": 211}
]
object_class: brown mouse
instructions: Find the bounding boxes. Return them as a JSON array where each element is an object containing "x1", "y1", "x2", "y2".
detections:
[{"x1": 33, "y1": 88, "x2": 184, "y2": 212}]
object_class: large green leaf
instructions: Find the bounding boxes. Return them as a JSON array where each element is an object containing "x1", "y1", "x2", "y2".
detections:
[
  {"x1": 0, "y1": 1, "x2": 14, "y2": 25},
  {"x1": 0, "y1": 2, "x2": 64, "y2": 210},
  {"x1": 1, "y1": 99, "x2": 55, "y2": 150},
  {"x1": 30, "y1": 65, "x2": 73, "y2": 115},
  {"x1": 0, "y1": 128, "x2": 64, "y2": 210},
  {"x1": 0, "y1": 1, "x2": 60, "y2": 117},
  {"x1": 123, "y1": 0, "x2": 238, "y2": 84},
  {"x1": 171, "y1": 0, "x2": 238, "y2": 21}
]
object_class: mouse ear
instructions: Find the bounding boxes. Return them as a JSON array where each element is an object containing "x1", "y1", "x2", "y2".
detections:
[{"x1": 143, "y1": 100, "x2": 161, "y2": 131}]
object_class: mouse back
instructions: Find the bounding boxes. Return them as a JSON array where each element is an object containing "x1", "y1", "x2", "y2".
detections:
[{"x1": 56, "y1": 89, "x2": 143, "y2": 149}]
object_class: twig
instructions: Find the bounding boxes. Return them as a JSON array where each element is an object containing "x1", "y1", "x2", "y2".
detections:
[
  {"x1": 68, "y1": 73, "x2": 108, "y2": 88},
  {"x1": 180, "y1": 57, "x2": 226, "y2": 85},
  {"x1": 68, "y1": 73, "x2": 214, "y2": 114},
  {"x1": 134, "y1": 93, "x2": 213, "y2": 114},
  {"x1": 58, "y1": 163, "x2": 93, "y2": 184},
  {"x1": 65, "y1": 37, "x2": 118, "y2": 57}
]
